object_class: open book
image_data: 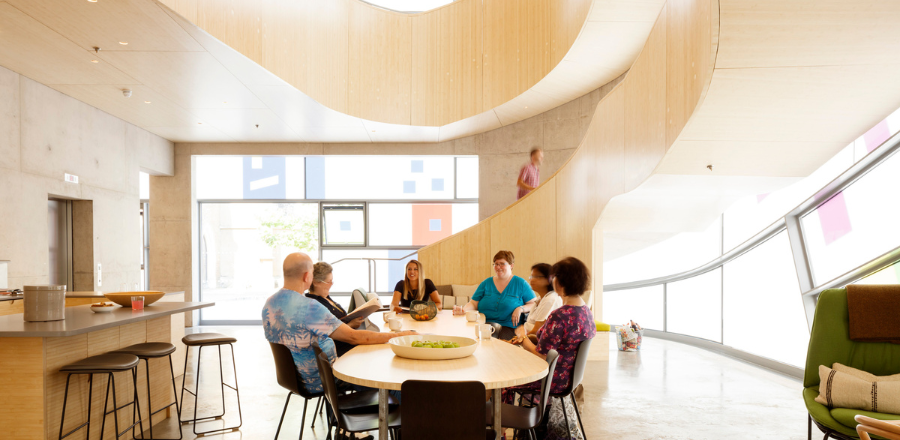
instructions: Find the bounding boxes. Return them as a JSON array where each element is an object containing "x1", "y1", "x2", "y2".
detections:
[{"x1": 342, "y1": 296, "x2": 382, "y2": 323}]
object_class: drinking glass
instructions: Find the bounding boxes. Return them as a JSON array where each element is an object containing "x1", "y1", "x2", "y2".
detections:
[{"x1": 131, "y1": 295, "x2": 145, "y2": 310}]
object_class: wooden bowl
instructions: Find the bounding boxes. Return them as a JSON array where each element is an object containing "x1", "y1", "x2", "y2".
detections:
[
  {"x1": 103, "y1": 291, "x2": 165, "y2": 307},
  {"x1": 388, "y1": 335, "x2": 478, "y2": 360}
]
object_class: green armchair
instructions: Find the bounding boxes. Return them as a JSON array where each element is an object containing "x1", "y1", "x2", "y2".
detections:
[{"x1": 804, "y1": 288, "x2": 900, "y2": 439}]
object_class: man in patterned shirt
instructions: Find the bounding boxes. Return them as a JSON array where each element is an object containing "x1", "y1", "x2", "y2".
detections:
[
  {"x1": 517, "y1": 148, "x2": 544, "y2": 199},
  {"x1": 262, "y1": 252, "x2": 416, "y2": 393}
]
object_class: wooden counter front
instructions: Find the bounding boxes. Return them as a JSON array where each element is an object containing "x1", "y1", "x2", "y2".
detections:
[{"x1": 0, "y1": 302, "x2": 210, "y2": 439}]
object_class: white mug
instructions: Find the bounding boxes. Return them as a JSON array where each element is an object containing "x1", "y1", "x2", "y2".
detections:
[
  {"x1": 475, "y1": 323, "x2": 495, "y2": 340},
  {"x1": 465, "y1": 310, "x2": 478, "y2": 322},
  {"x1": 388, "y1": 317, "x2": 403, "y2": 331},
  {"x1": 383, "y1": 311, "x2": 396, "y2": 323}
]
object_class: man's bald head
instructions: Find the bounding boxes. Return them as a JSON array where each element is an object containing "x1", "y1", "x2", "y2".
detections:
[{"x1": 283, "y1": 252, "x2": 314, "y2": 288}]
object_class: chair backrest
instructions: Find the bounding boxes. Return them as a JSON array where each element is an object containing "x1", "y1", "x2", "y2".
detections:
[
  {"x1": 537, "y1": 349, "x2": 561, "y2": 416},
  {"x1": 401, "y1": 380, "x2": 488, "y2": 440},
  {"x1": 269, "y1": 342, "x2": 315, "y2": 398},
  {"x1": 804, "y1": 288, "x2": 900, "y2": 388},
  {"x1": 565, "y1": 337, "x2": 593, "y2": 394},
  {"x1": 311, "y1": 341, "x2": 343, "y2": 430},
  {"x1": 348, "y1": 287, "x2": 368, "y2": 313}
]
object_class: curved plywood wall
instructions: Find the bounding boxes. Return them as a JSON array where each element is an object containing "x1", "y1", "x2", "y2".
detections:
[
  {"x1": 158, "y1": 0, "x2": 592, "y2": 126},
  {"x1": 417, "y1": 0, "x2": 718, "y2": 310}
]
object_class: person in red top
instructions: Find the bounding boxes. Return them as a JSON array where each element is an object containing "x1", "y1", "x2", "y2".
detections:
[{"x1": 517, "y1": 148, "x2": 544, "y2": 199}]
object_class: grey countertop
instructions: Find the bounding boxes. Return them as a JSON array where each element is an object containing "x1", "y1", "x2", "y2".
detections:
[
  {"x1": 0, "y1": 290, "x2": 185, "y2": 302},
  {"x1": 0, "y1": 301, "x2": 213, "y2": 337}
]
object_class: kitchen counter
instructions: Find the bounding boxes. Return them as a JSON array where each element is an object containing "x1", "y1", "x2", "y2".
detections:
[
  {"x1": 0, "y1": 301, "x2": 212, "y2": 337},
  {"x1": 0, "y1": 290, "x2": 185, "y2": 302},
  {"x1": 0, "y1": 299, "x2": 211, "y2": 438}
]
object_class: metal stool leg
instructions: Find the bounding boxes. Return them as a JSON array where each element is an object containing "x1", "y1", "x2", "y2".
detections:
[{"x1": 184, "y1": 343, "x2": 241, "y2": 436}]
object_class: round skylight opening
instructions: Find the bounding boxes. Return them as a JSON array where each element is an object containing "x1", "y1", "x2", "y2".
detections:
[{"x1": 361, "y1": 0, "x2": 454, "y2": 13}]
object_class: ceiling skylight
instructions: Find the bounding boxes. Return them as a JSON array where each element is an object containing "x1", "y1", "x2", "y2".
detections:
[{"x1": 363, "y1": 0, "x2": 454, "y2": 13}]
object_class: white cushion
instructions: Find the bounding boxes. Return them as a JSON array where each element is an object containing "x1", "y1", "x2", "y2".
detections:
[{"x1": 452, "y1": 284, "x2": 478, "y2": 299}]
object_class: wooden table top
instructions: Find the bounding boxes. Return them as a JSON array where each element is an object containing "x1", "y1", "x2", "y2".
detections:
[{"x1": 332, "y1": 310, "x2": 549, "y2": 391}]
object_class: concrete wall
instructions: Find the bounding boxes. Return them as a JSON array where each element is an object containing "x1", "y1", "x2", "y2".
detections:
[{"x1": 0, "y1": 65, "x2": 174, "y2": 290}]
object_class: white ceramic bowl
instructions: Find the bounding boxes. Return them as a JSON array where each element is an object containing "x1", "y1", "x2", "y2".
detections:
[
  {"x1": 388, "y1": 335, "x2": 478, "y2": 360},
  {"x1": 90, "y1": 304, "x2": 116, "y2": 313}
]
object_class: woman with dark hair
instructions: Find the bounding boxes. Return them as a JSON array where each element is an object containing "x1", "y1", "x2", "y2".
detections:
[
  {"x1": 390, "y1": 259, "x2": 441, "y2": 312},
  {"x1": 463, "y1": 250, "x2": 538, "y2": 340},
  {"x1": 501, "y1": 257, "x2": 596, "y2": 436},
  {"x1": 524, "y1": 262, "x2": 562, "y2": 336}
]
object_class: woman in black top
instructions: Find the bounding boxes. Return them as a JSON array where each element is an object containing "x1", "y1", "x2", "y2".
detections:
[
  {"x1": 390, "y1": 259, "x2": 441, "y2": 312},
  {"x1": 305, "y1": 262, "x2": 364, "y2": 356}
]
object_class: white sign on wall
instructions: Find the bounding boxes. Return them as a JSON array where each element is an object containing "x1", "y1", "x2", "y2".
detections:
[{"x1": 64, "y1": 173, "x2": 79, "y2": 184}]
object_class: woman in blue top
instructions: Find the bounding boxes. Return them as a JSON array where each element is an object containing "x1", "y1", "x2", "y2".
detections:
[{"x1": 463, "y1": 250, "x2": 537, "y2": 340}]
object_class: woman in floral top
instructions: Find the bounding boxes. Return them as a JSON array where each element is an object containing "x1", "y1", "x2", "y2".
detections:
[{"x1": 502, "y1": 257, "x2": 596, "y2": 437}]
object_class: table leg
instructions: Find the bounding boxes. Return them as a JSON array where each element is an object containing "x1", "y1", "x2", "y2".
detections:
[
  {"x1": 379, "y1": 388, "x2": 389, "y2": 439},
  {"x1": 493, "y1": 389, "x2": 502, "y2": 440}
]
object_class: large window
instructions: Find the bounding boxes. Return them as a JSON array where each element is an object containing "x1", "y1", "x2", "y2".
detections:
[
  {"x1": 723, "y1": 232, "x2": 808, "y2": 366},
  {"x1": 603, "y1": 105, "x2": 900, "y2": 372},
  {"x1": 801, "y1": 148, "x2": 900, "y2": 284},
  {"x1": 196, "y1": 155, "x2": 478, "y2": 324}
]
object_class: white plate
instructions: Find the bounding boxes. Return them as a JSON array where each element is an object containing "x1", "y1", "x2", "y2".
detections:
[
  {"x1": 388, "y1": 335, "x2": 478, "y2": 360},
  {"x1": 90, "y1": 305, "x2": 116, "y2": 313}
]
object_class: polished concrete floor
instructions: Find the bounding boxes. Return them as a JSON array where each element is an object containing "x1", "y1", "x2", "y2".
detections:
[{"x1": 145, "y1": 327, "x2": 809, "y2": 439}]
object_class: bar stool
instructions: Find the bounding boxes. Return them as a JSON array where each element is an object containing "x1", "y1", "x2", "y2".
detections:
[
  {"x1": 59, "y1": 353, "x2": 144, "y2": 440},
  {"x1": 179, "y1": 333, "x2": 242, "y2": 436},
  {"x1": 113, "y1": 342, "x2": 181, "y2": 440}
]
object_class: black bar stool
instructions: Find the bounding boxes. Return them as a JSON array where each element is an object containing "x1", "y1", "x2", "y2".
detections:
[
  {"x1": 179, "y1": 333, "x2": 242, "y2": 436},
  {"x1": 113, "y1": 342, "x2": 181, "y2": 440},
  {"x1": 59, "y1": 353, "x2": 144, "y2": 440}
]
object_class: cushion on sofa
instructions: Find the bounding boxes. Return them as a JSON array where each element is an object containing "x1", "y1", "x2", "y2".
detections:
[
  {"x1": 441, "y1": 295, "x2": 454, "y2": 310},
  {"x1": 452, "y1": 284, "x2": 478, "y2": 298},
  {"x1": 435, "y1": 285, "x2": 452, "y2": 297},
  {"x1": 830, "y1": 407, "x2": 900, "y2": 429},
  {"x1": 815, "y1": 365, "x2": 900, "y2": 413}
]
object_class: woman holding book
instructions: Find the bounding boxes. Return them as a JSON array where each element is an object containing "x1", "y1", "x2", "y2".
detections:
[
  {"x1": 306, "y1": 261, "x2": 364, "y2": 356},
  {"x1": 391, "y1": 260, "x2": 442, "y2": 312}
]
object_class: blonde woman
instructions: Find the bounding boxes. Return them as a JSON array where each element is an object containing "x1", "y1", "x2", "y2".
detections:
[{"x1": 391, "y1": 260, "x2": 441, "y2": 312}]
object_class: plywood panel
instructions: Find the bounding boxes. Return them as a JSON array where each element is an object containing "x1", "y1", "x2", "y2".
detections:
[
  {"x1": 549, "y1": 0, "x2": 593, "y2": 66},
  {"x1": 585, "y1": 84, "x2": 626, "y2": 222},
  {"x1": 197, "y1": 0, "x2": 263, "y2": 64},
  {"x1": 0, "y1": 337, "x2": 44, "y2": 439},
  {"x1": 44, "y1": 334, "x2": 89, "y2": 440},
  {"x1": 0, "y1": 299, "x2": 24, "y2": 316},
  {"x1": 439, "y1": 221, "x2": 492, "y2": 285},
  {"x1": 418, "y1": 242, "x2": 443, "y2": 286},
  {"x1": 490, "y1": 178, "x2": 558, "y2": 279},
  {"x1": 411, "y1": 9, "x2": 442, "y2": 126},
  {"x1": 348, "y1": 2, "x2": 412, "y2": 125},
  {"x1": 483, "y1": 0, "x2": 520, "y2": 111},
  {"x1": 624, "y1": 8, "x2": 667, "y2": 192},
  {"x1": 517, "y1": 0, "x2": 552, "y2": 96},
  {"x1": 666, "y1": 0, "x2": 714, "y2": 146},
  {"x1": 440, "y1": 0, "x2": 483, "y2": 125},
  {"x1": 7, "y1": 0, "x2": 204, "y2": 53}
]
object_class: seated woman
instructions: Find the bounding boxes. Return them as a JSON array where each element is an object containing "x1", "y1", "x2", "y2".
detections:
[
  {"x1": 390, "y1": 259, "x2": 441, "y2": 312},
  {"x1": 305, "y1": 262, "x2": 365, "y2": 356},
  {"x1": 501, "y1": 257, "x2": 596, "y2": 428},
  {"x1": 463, "y1": 250, "x2": 537, "y2": 340},
  {"x1": 524, "y1": 263, "x2": 562, "y2": 336}
]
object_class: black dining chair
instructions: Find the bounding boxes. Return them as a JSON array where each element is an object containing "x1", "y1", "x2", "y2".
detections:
[
  {"x1": 485, "y1": 349, "x2": 559, "y2": 440},
  {"x1": 269, "y1": 342, "x2": 325, "y2": 440},
  {"x1": 402, "y1": 380, "x2": 496, "y2": 440},
  {"x1": 311, "y1": 342, "x2": 400, "y2": 440}
]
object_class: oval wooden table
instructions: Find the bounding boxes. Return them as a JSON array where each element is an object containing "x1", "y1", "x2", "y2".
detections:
[{"x1": 333, "y1": 311, "x2": 548, "y2": 440}]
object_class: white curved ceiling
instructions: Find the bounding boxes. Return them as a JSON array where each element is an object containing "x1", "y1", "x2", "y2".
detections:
[{"x1": 0, "y1": 0, "x2": 663, "y2": 143}]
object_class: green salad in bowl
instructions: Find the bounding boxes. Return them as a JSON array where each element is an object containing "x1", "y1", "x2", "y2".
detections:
[{"x1": 411, "y1": 340, "x2": 460, "y2": 349}]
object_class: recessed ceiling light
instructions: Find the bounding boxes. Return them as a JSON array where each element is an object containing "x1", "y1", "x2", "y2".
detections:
[
  {"x1": 88, "y1": 0, "x2": 98, "y2": 2},
  {"x1": 223, "y1": 101, "x2": 228, "y2": 104},
  {"x1": 119, "y1": 41, "x2": 128, "y2": 45},
  {"x1": 198, "y1": 122, "x2": 203, "y2": 125},
  {"x1": 144, "y1": 101, "x2": 151, "y2": 104},
  {"x1": 90, "y1": 59, "x2": 99, "y2": 63}
]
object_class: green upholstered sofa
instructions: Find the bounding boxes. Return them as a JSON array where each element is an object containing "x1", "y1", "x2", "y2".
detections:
[{"x1": 804, "y1": 288, "x2": 900, "y2": 439}]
